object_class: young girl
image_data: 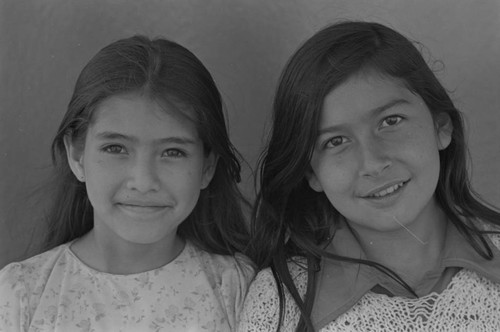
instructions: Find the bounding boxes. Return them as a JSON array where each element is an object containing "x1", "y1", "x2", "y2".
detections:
[
  {"x1": 238, "y1": 21, "x2": 500, "y2": 331},
  {"x1": 0, "y1": 36, "x2": 254, "y2": 331}
]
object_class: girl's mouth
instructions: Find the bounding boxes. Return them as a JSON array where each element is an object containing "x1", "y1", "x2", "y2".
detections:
[
  {"x1": 117, "y1": 203, "x2": 169, "y2": 214},
  {"x1": 365, "y1": 180, "x2": 408, "y2": 199}
]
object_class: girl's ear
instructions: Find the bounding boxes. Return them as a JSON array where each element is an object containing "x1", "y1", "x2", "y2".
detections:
[
  {"x1": 64, "y1": 136, "x2": 86, "y2": 182},
  {"x1": 306, "y1": 167, "x2": 324, "y2": 192},
  {"x1": 201, "y1": 152, "x2": 218, "y2": 189},
  {"x1": 435, "y1": 112, "x2": 453, "y2": 150}
]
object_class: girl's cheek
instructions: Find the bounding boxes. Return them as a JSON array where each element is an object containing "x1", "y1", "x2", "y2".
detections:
[
  {"x1": 328, "y1": 153, "x2": 355, "y2": 173},
  {"x1": 96, "y1": 158, "x2": 107, "y2": 166},
  {"x1": 332, "y1": 170, "x2": 354, "y2": 192},
  {"x1": 319, "y1": 158, "x2": 354, "y2": 185}
]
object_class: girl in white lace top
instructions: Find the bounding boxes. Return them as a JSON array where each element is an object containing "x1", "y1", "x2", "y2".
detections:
[
  {"x1": 238, "y1": 21, "x2": 500, "y2": 331},
  {"x1": 0, "y1": 36, "x2": 254, "y2": 331}
]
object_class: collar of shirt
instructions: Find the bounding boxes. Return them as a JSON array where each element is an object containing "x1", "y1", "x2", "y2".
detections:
[{"x1": 311, "y1": 221, "x2": 500, "y2": 330}]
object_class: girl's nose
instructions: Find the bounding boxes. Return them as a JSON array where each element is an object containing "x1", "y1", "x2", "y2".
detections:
[
  {"x1": 358, "y1": 139, "x2": 392, "y2": 177},
  {"x1": 126, "y1": 157, "x2": 161, "y2": 193}
]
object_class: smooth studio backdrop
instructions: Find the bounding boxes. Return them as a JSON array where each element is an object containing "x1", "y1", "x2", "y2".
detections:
[{"x1": 1, "y1": 0, "x2": 499, "y2": 268}]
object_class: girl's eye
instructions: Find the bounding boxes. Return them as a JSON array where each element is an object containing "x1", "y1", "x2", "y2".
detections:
[
  {"x1": 102, "y1": 145, "x2": 126, "y2": 154},
  {"x1": 162, "y1": 149, "x2": 185, "y2": 158},
  {"x1": 381, "y1": 115, "x2": 403, "y2": 128},
  {"x1": 325, "y1": 136, "x2": 348, "y2": 148}
]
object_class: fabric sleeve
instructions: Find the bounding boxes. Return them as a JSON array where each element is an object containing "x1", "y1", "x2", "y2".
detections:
[
  {"x1": 219, "y1": 253, "x2": 256, "y2": 331},
  {"x1": 236, "y1": 268, "x2": 281, "y2": 332},
  {"x1": 233, "y1": 254, "x2": 256, "y2": 315},
  {"x1": 0, "y1": 263, "x2": 29, "y2": 332}
]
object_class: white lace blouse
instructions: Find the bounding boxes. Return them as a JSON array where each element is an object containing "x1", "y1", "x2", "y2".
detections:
[{"x1": 237, "y1": 226, "x2": 500, "y2": 332}]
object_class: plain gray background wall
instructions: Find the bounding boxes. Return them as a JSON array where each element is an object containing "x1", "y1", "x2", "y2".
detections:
[{"x1": 1, "y1": 0, "x2": 499, "y2": 269}]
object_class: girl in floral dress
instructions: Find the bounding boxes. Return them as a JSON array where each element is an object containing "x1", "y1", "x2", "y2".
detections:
[{"x1": 0, "y1": 35, "x2": 254, "y2": 332}]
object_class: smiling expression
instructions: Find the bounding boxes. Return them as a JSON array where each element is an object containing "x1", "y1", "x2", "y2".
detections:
[
  {"x1": 307, "y1": 71, "x2": 452, "y2": 233},
  {"x1": 66, "y1": 93, "x2": 216, "y2": 245}
]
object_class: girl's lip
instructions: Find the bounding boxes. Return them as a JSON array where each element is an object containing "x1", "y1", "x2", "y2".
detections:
[
  {"x1": 362, "y1": 180, "x2": 409, "y2": 198},
  {"x1": 119, "y1": 203, "x2": 166, "y2": 207},
  {"x1": 117, "y1": 199, "x2": 171, "y2": 207},
  {"x1": 117, "y1": 203, "x2": 170, "y2": 214}
]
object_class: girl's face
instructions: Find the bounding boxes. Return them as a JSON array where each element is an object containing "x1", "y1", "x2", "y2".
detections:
[
  {"x1": 307, "y1": 72, "x2": 452, "y2": 233},
  {"x1": 66, "y1": 93, "x2": 216, "y2": 246}
]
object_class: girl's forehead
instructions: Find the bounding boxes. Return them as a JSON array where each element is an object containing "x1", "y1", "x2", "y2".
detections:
[
  {"x1": 92, "y1": 92, "x2": 195, "y2": 122},
  {"x1": 88, "y1": 93, "x2": 201, "y2": 141},
  {"x1": 320, "y1": 73, "x2": 421, "y2": 125},
  {"x1": 333, "y1": 70, "x2": 408, "y2": 95}
]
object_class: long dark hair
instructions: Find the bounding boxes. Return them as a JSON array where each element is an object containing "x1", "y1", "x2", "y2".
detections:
[
  {"x1": 249, "y1": 21, "x2": 500, "y2": 331},
  {"x1": 44, "y1": 35, "x2": 249, "y2": 256}
]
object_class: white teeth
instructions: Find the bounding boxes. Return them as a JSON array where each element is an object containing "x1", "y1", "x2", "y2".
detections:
[{"x1": 371, "y1": 182, "x2": 404, "y2": 198}]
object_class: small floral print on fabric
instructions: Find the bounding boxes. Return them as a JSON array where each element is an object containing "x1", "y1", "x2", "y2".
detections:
[{"x1": 0, "y1": 240, "x2": 255, "y2": 332}]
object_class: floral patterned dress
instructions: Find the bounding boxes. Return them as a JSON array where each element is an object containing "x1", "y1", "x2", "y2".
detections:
[{"x1": 0, "y1": 240, "x2": 255, "y2": 332}]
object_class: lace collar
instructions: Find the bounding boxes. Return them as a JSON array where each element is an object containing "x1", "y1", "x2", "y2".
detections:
[{"x1": 311, "y1": 221, "x2": 500, "y2": 330}]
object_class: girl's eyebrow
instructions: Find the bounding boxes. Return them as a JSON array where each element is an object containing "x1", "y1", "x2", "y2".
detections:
[
  {"x1": 318, "y1": 98, "x2": 409, "y2": 136},
  {"x1": 94, "y1": 131, "x2": 197, "y2": 145}
]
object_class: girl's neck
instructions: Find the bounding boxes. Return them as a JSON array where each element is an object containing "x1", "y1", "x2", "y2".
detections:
[
  {"x1": 349, "y1": 209, "x2": 448, "y2": 287},
  {"x1": 71, "y1": 230, "x2": 185, "y2": 275}
]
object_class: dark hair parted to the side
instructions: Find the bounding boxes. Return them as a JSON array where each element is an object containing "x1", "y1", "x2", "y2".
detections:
[
  {"x1": 249, "y1": 21, "x2": 500, "y2": 331},
  {"x1": 46, "y1": 35, "x2": 249, "y2": 256}
]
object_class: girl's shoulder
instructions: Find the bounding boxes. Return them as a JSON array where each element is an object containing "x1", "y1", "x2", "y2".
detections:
[
  {"x1": 0, "y1": 243, "x2": 71, "y2": 289},
  {"x1": 237, "y1": 257, "x2": 308, "y2": 332},
  {"x1": 187, "y1": 241, "x2": 255, "y2": 283},
  {"x1": 0, "y1": 243, "x2": 72, "y2": 330},
  {"x1": 185, "y1": 242, "x2": 256, "y2": 331},
  {"x1": 242, "y1": 256, "x2": 308, "y2": 296}
]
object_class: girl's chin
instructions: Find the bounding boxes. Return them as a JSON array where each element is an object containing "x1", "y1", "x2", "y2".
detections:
[{"x1": 346, "y1": 214, "x2": 413, "y2": 233}]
